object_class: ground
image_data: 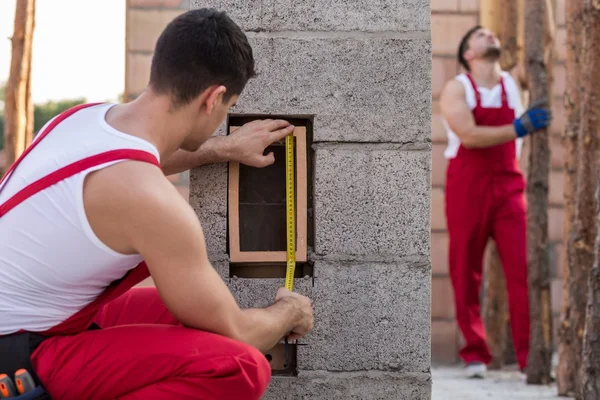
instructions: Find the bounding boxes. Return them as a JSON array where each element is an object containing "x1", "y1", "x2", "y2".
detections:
[{"x1": 432, "y1": 365, "x2": 574, "y2": 400}]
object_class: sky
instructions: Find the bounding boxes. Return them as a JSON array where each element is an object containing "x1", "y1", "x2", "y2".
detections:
[{"x1": 0, "y1": 0, "x2": 125, "y2": 104}]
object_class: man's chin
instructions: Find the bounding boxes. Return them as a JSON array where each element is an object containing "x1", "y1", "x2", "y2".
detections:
[{"x1": 482, "y1": 47, "x2": 501, "y2": 61}]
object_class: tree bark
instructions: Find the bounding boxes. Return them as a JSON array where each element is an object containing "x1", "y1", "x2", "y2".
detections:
[
  {"x1": 479, "y1": 0, "x2": 521, "y2": 368},
  {"x1": 578, "y1": 1, "x2": 600, "y2": 398},
  {"x1": 483, "y1": 241, "x2": 509, "y2": 369},
  {"x1": 4, "y1": 0, "x2": 36, "y2": 167},
  {"x1": 557, "y1": 0, "x2": 584, "y2": 396},
  {"x1": 568, "y1": 0, "x2": 600, "y2": 396},
  {"x1": 524, "y1": 0, "x2": 555, "y2": 385}
]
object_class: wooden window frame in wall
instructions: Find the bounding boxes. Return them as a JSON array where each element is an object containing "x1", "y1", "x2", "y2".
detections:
[{"x1": 228, "y1": 125, "x2": 307, "y2": 263}]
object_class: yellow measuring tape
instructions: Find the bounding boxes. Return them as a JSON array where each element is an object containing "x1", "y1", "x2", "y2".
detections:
[{"x1": 284, "y1": 133, "x2": 295, "y2": 291}]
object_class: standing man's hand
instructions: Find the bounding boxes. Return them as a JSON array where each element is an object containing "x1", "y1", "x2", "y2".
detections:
[
  {"x1": 275, "y1": 287, "x2": 314, "y2": 341},
  {"x1": 513, "y1": 98, "x2": 553, "y2": 138},
  {"x1": 221, "y1": 119, "x2": 295, "y2": 167}
]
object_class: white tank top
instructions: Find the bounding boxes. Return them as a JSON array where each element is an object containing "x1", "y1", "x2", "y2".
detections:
[
  {"x1": 0, "y1": 103, "x2": 160, "y2": 334},
  {"x1": 442, "y1": 71, "x2": 525, "y2": 159}
]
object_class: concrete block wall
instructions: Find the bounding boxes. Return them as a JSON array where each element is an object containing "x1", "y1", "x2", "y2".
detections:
[
  {"x1": 431, "y1": 0, "x2": 568, "y2": 364},
  {"x1": 187, "y1": 1, "x2": 432, "y2": 398},
  {"x1": 125, "y1": 0, "x2": 568, "y2": 370}
]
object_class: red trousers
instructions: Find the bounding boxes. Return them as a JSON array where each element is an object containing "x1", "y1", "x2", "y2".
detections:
[
  {"x1": 30, "y1": 287, "x2": 271, "y2": 400},
  {"x1": 445, "y1": 74, "x2": 530, "y2": 370}
]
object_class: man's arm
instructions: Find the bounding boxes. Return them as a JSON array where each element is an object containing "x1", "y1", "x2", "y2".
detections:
[
  {"x1": 440, "y1": 80, "x2": 518, "y2": 148},
  {"x1": 161, "y1": 119, "x2": 295, "y2": 176},
  {"x1": 83, "y1": 161, "x2": 313, "y2": 353}
]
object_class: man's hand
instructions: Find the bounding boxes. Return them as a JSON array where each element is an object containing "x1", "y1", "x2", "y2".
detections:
[
  {"x1": 513, "y1": 98, "x2": 553, "y2": 138},
  {"x1": 221, "y1": 119, "x2": 295, "y2": 167},
  {"x1": 275, "y1": 288, "x2": 314, "y2": 341}
]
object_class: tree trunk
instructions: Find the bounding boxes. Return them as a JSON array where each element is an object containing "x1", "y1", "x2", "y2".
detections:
[
  {"x1": 568, "y1": 0, "x2": 600, "y2": 396},
  {"x1": 4, "y1": 0, "x2": 36, "y2": 167},
  {"x1": 524, "y1": 0, "x2": 555, "y2": 385},
  {"x1": 479, "y1": 1, "x2": 525, "y2": 368},
  {"x1": 578, "y1": 1, "x2": 600, "y2": 398},
  {"x1": 557, "y1": 0, "x2": 584, "y2": 396},
  {"x1": 483, "y1": 241, "x2": 509, "y2": 369}
]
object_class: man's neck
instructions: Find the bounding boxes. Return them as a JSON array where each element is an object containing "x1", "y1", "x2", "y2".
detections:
[
  {"x1": 468, "y1": 60, "x2": 502, "y2": 89},
  {"x1": 105, "y1": 91, "x2": 192, "y2": 161}
]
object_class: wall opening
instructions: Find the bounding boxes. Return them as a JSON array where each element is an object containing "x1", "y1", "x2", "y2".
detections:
[{"x1": 227, "y1": 115, "x2": 313, "y2": 278}]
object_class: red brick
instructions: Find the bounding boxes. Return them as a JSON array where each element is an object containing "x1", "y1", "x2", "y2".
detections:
[
  {"x1": 549, "y1": 206, "x2": 565, "y2": 242},
  {"x1": 551, "y1": 135, "x2": 565, "y2": 169},
  {"x1": 556, "y1": 0, "x2": 566, "y2": 26},
  {"x1": 431, "y1": 188, "x2": 447, "y2": 231},
  {"x1": 549, "y1": 169, "x2": 565, "y2": 206},
  {"x1": 432, "y1": 276, "x2": 455, "y2": 318},
  {"x1": 432, "y1": 112, "x2": 448, "y2": 143},
  {"x1": 431, "y1": 320, "x2": 460, "y2": 363},
  {"x1": 129, "y1": 0, "x2": 184, "y2": 8},
  {"x1": 433, "y1": 57, "x2": 459, "y2": 99},
  {"x1": 431, "y1": 0, "x2": 459, "y2": 13},
  {"x1": 553, "y1": 63, "x2": 566, "y2": 99},
  {"x1": 128, "y1": 9, "x2": 184, "y2": 52},
  {"x1": 127, "y1": 53, "x2": 151, "y2": 96},
  {"x1": 432, "y1": 14, "x2": 478, "y2": 56},
  {"x1": 431, "y1": 232, "x2": 449, "y2": 275},
  {"x1": 550, "y1": 96, "x2": 566, "y2": 137},
  {"x1": 432, "y1": 143, "x2": 448, "y2": 187},
  {"x1": 432, "y1": 101, "x2": 448, "y2": 143},
  {"x1": 555, "y1": 27, "x2": 566, "y2": 62},
  {"x1": 459, "y1": 0, "x2": 479, "y2": 12},
  {"x1": 551, "y1": 278, "x2": 564, "y2": 315}
]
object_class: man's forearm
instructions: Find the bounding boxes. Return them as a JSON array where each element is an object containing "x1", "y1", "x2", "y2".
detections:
[
  {"x1": 161, "y1": 137, "x2": 230, "y2": 176},
  {"x1": 237, "y1": 299, "x2": 300, "y2": 353},
  {"x1": 460, "y1": 124, "x2": 517, "y2": 148}
]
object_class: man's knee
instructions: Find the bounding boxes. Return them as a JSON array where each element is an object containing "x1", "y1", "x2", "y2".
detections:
[{"x1": 235, "y1": 343, "x2": 272, "y2": 399}]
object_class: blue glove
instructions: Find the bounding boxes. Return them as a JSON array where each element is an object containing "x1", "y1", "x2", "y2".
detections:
[{"x1": 513, "y1": 98, "x2": 553, "y2": 138}]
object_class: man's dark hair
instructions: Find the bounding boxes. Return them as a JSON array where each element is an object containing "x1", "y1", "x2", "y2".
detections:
[
  {"x1": 149, "y1": 8, "x2": 256, "y2": 107},
  {"x1": 457, "y1": 25, "x2": 482, "y2": 72}
]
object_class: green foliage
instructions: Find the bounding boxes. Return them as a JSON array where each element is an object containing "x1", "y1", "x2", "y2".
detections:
[
  {"x1": 0, "y1": 91, "x2": 86, "y2": 151},
  {"x1": 33, "y1": 98, "x2": 85, "y2": 133}
]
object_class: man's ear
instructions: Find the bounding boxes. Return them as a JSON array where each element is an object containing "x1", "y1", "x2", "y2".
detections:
[
  {"x1": 463, "y1": 48, "x2": 475, "y2": 63},
  {"x1": 203, "y1": 85, "x2": 227, "y2": 115}
]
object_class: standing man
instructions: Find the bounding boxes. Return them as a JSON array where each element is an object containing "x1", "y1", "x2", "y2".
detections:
[
  {"x1": 439, "y1": 25, "x2": 552, "y2": 378},
  {"x1": 0, "y1": 8, "x2": 313, "y2": 400}
]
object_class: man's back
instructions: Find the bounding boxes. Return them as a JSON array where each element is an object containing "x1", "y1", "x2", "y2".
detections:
[{"x1": 0, "y1": 103, "x2": 159, "y2": 334}]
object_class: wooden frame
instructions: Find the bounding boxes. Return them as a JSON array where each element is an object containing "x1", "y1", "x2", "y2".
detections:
[{"x1": 228, "y1": 126, "x2": 307, "y2": 263}]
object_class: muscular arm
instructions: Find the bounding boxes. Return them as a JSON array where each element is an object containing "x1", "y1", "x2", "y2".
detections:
[
  {"x1": 161, "y1": 119, "x2": 295, "y2": 176},
  {"x1": 440, "y1": 79, "x2": 518, "y2": 148},
  {"x1": 161, "y1": 136, "x2": 229, "y2": 176},
  {"x1": 84, "y1": 161, "x2": 310, "y2": 352}
]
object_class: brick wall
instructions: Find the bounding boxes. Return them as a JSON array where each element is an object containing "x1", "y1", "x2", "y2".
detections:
[
  {"x1": 431, "y1": 0, "x2": 567, "y2": 364},
  {"x1": 124, "y1": 0, "x2": 189, "y2": 201}
]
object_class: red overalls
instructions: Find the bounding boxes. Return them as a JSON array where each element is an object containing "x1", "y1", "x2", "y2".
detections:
[
  {"x1": 444, "y1": 75, "x2": 530, "y2": 370},
  {"x1": 0, "y1": 104, "x2": 271, "y2": 399}
]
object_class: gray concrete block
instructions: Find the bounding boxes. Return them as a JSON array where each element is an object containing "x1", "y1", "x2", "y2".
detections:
[
  {"x1": 314, "y1": 147, "x2": 430, "y2": 259},
  {"x1": 228, "y1": 276, "x2": 313, "y2": 309},
  {"x1": 263, "y1": 371, "x2": 431, "y2": 400},
  {"x1": 189, "y1": 163, "x2": 228, "y2": 258},
  {"x1": 297, "y1": 262, "x2": 430, "y2": 373},
  {"x1": 191, "y1": 0, "x2": 429, "y2": 32},
  {"x1": 230, "y1": 36, "x2": 431, "y2": 143}
]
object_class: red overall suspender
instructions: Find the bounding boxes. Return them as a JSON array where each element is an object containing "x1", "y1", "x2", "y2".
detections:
[{"x1": 0, "y1": 102, "x2": 161, "y2": 335}]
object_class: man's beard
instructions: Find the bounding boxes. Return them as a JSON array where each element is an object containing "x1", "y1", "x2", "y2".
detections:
[{"x1": 482, "y1": 46, "x2": 501, "y2": 61}]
